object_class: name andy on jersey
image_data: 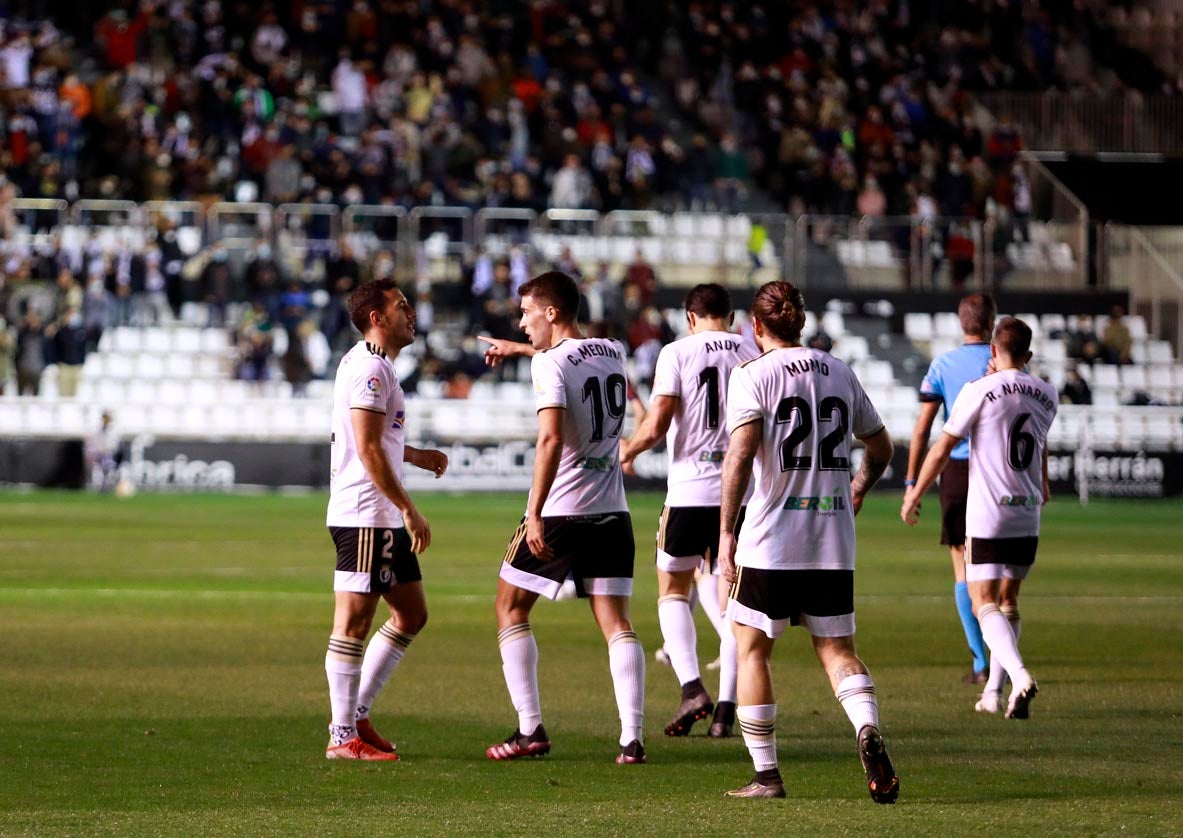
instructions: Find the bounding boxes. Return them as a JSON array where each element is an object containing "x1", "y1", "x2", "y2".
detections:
[
  {"x1": 566, "y1": 342, "x2": 622, "y2": 366},
  {"x1": 983, "y1": 380, "x2": 1055, "y2": 411},
  {"x1": 704, "y1": 339, "x2": 742, "y2": 353}
]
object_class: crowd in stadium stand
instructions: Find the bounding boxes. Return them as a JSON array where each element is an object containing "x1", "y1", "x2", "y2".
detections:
[{"x1": 0, "y1": 1, "x2": 1177, "y2": 395}]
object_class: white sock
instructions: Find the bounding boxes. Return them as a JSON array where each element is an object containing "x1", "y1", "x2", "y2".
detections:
[
  {"x1": 985, "y1": 606, "x2": 1021, "y2": 693},
  {"x1": 657, "y1": 594, "x2": 699, "y2": 687},
  {"x1": 696, "y1": 573, "x2": 728, "y2": 640},
  {"x1": 737, "y1": 703, "x2": 778, "y2": 771},
  {"x1": 498, "y1": 623, "x2": 542, "y2": 735},
  {"x1": 356, "y1": 621, "x2": 416, "y2": 720},
  {"x1": 608, "y1": 630, "x2": 645, "y2": 746},
  {"x1": 717, "y1": 623, "x2": 738, "y2": 704},
  {"x1": 977, "y1": 603, "x2": 1031, "y2": 688},
  {"x1": 835, "y1": 673, "x2": 879, "y2": 734},
  {"x1": 326, "y1": 634, "x2": 364, "y2": 742}
]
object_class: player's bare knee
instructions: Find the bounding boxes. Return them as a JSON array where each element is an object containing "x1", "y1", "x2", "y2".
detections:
[{"x1": 395, "y1": 608, "x2": 427, "y2": 634}]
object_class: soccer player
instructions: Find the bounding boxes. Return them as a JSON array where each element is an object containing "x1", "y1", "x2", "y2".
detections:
[
  {"x1": 619, "y1": 282, "x2": 758, "y2": 738},
  {"x1": 323, "y1": 279, "x2": 449, "y2": 760},
  {"x1": 482, "y1": 271, "x2": 647, "y2": 765},
  {"x1": 718, "y1": 280, "x2": 899, "y2": 802},
  {"x1": 906, "y1": 294, "x2": 995, "y2": 684},
  {"x1": 901, "y1": 317, "x2": 1055, "y2": 719}
]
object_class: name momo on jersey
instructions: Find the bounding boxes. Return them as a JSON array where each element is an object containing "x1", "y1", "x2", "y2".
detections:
[
  {"x1": 784, "y1": 358, "x2": 830, "y2": 377},
  {"x1": 566, "y1": 343, "x2": 622, "y2": 366},
  {"x1": 783, "y1": 492, "x2": 846, "y2": 513}
]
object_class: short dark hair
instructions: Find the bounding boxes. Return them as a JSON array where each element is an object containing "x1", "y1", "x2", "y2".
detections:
[
  {"x1": 959, "y1": 293, "x2": 996, "y2": 338},
  {"x1": 517, "y1": 271, "x2": 580, "y2": 321},
  {"x1": 684, "y1": 283, "x2": 732, "y2": 319},
  {"x1": 751, "y1": 281, "x2": 806, "y2": 343},
  {"x1": 993, "y1": 316, "x2": 1032, "y2": 358},
  {"x1": 348, "y1": 278, "x2": 401, "y2": 333}
]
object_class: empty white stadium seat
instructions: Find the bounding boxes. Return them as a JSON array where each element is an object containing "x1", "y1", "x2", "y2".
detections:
[{"x1": 904, "y1": 312, "x2": 933, "y2": 342}]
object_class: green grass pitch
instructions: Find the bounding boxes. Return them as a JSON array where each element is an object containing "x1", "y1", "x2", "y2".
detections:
[{"x1": 1, "y1": 490, "x2": 1180, "y2": 836}]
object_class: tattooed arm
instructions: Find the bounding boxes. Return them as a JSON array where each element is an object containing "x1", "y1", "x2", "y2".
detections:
[{"x1": 850, "y1": 426, "x2": 893, "y2": 517}]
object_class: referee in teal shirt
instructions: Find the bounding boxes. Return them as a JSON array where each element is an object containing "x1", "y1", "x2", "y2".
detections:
[{"x1": 906, "y1": 294, "x2": 995, "y2": 683}]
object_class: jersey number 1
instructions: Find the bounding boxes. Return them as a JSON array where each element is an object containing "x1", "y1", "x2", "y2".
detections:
[{"x1": 697, "y1": 366, "x2": 721, "y2": 430}]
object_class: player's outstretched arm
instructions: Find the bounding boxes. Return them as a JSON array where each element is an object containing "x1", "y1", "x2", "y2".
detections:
[
  {"x1": 477, "y1": 336, "x2": 535, "y2": 368},
  {"x1": 353, "y1": 407, "x2": 431, "y2": 553},
  {"x1": 851, "y1": 427, "x2": 893, "y2": 516},
  {"x1": 620, "y1": 394, "x2": 677, "y2": 466},
  {"x1": 405, "y1": 445, "x2": 449, "y2": 479},
  {"x1": 901, "y1": 431, "x2": 958, "y2": 526},
  {"x1": 718, "y1": 420, "x2": 761, "y2": 585}
]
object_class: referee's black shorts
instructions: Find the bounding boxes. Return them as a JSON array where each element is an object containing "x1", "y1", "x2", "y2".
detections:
[{"x1": 939, "y1": 458, "x2": 969, "y2": 547}]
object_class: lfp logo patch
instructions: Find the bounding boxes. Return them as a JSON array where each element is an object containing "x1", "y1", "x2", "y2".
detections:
[{"x1": 366, "y1": 376, "x2": 382, "y2": 394}]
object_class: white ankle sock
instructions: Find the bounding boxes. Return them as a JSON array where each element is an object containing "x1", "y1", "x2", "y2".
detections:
[
  {"x1": 737, "y1": 703, "x2": 778, "y2": 771},
  {"x1": 717, "y1": 625, "x2": 738, "y2": 704},
  {"x1": 977, "y1": 603, "x2": 1030, "y2": 688},
  {"x1": 657, "y1": 594, "x2": 700, "y2": 687},
  {"x1": 985, "y1": 606, "x2": 1021, "y2": 693},
  {"x1": 326, "y1": 634, "x2": 364, "y2": 739},
  {"x1": 498, "y1": 623, "x2": 542, "y2": 735},
  {"x1": 696, "y1": 573, "x2": 728, "y2": 639},
  {"x1": 835, "y1": 673, "x2": 879, "y2": 734},
  {"x1": 356, "y1": 621, "x2": 415, "y2": 720},
  {"x1": 608, "y1": 630, "x2": 645, "y2": 746}
]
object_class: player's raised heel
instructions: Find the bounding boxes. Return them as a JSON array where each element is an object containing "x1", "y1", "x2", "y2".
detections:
[
  {"x1": 326, "y1": 737, "x2": 400, "y2": 761},
  {"x1": 708, "y1": 701, "x2": 736, "y2": 738},
  {"x1": 857, "y1": 725, "x2": 900, "y2": 804},
  {"x1": 1005, "y1": 680, "x2": 1039, "y2": 720},
  {"x1": 725, "y1": 773, "x2": 786, "y2": 799},
  {"x1": 486, "y1": 725, "x2": 551, "y2": 760},
  {"x1": 974, "y1": 690, "x2": 1003, "y2": 715},
  {"x1": 615, "y1": 739, "x2": 647, "y2": 764},
  {"x1": 664, "y1": 692, "x2": 714, "y2": 736},
  {"x1": 356, "y1": 717, "x2": 396, "y2": 753}
]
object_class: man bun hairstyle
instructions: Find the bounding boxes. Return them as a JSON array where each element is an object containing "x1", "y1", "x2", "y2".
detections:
[
  {"x1": 685, "y1": 283, "x2": 732, "y2": 319},
  {"x1": 959, "y1": 292, "x2": 996, "y2": 338},
  {"x1": 751, "y1": 280, "x2": 807, "y2": 343},
  {"x1": 993, "y1": 316, "x2": 1033, "y2": 359},
  {"x1": 348, "y1": 278, "x2": 401, "y2": 333},
  {"x1": 517, "y1": 270, "x2": 580, "y2": 320}
]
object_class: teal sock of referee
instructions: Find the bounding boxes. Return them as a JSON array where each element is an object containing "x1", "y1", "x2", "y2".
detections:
[{"x1": 955, "y1": 581, "x2": 988, "y2": 673}]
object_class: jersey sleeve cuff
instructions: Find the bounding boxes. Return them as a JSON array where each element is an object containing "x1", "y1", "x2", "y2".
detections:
[
  {"x1": 350, "y1": 404, "x2": 387, "y2": 414},
  {"x1": 854, "y1": 423, "x2": 885, "y2": 440},
  {"x1": 941, "y1": 428, "x2": 966, "y2": 440},
  {"x1": 728, "y1": 415, "x2": 762, "y2": 433},
  {"x1": 917, "y1": 392, "x2": 943, "y2": 403}
]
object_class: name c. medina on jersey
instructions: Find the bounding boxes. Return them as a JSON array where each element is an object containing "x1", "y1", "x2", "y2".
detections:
[
  {"x1": 784, "y1": 357, "x2": 830, "y2": 377},
  {"x1": 566, "y1": 342, "x2": 623, "y2": 366},
  {"x1": 983, "y1": 380, "x2": 1055, "y2": 411}
]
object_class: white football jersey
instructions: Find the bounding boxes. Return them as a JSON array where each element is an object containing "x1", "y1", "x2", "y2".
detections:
[
  {"x1": 726, "y1": 347, "x2": 884, "y2": 571},
  {"x1": 530, "y1": 337, "x2": 629, "y2": 517},
  {"x1": 651, "y1": 330, "x2": 760, "y2": 506},
  {"x1": 327, "y1": 341, "x2": 408, "y2": 528},
  {"x1": 942, "y1": 369, "x2": 1058, "y2": 539}
]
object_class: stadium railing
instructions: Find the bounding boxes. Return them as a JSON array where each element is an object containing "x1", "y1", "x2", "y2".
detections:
[{"x1": 3, "y1": 200, "x2": 1094, "y2": 293}]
